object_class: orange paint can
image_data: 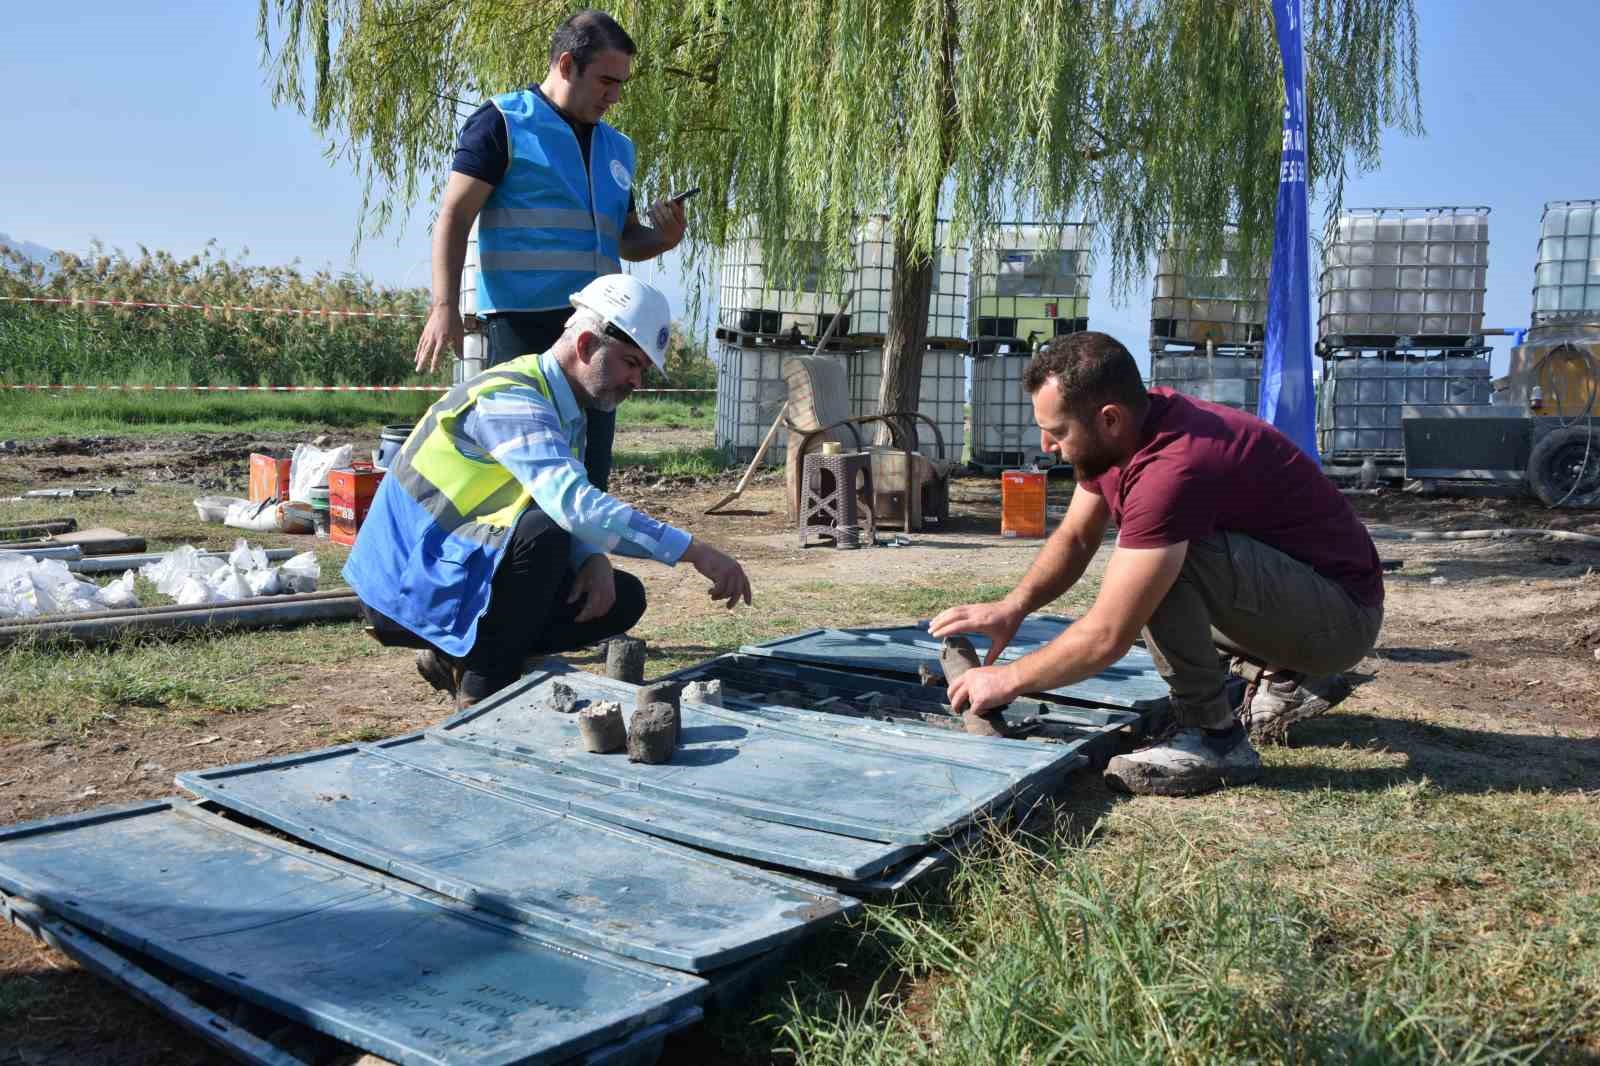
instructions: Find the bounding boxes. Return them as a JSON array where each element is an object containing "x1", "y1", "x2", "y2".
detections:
[{"x1": 1000, "y1": 470, "x2": 1047, "y2": 538}]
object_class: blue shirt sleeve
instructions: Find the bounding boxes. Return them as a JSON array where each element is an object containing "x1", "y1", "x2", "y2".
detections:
[
  {"x1": 457, "y1": 387, "x2": 693, "y2": 567},
  {"x1": 452, "y1": 102, "x2": 508, "y2": 185}
]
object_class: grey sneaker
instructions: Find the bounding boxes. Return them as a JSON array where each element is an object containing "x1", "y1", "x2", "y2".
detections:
[
  {"x1": 1103, "y1": 723, "x2": 1262, "y2": 796},
  {"x1": 1244, "y1": 672, "x2": 1351, "y2": 743}
]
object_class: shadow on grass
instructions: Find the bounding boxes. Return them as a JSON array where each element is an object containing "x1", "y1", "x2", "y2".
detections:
[{"x1": 1260, "y1": 711, "x2": 1600, "y2": 795}]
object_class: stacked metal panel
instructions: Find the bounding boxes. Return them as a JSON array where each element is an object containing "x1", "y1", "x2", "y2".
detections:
[
  {"x1": 1533, "y1": 200, "x2": 1600, "y2": 326},
  {"x1": 969, "y1": 223, "x2": 1093, "y2": 356}
]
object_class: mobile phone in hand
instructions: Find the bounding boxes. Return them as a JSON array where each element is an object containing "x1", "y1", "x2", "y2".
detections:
[{"x1": 670, "y1": 186, "x2": 701, "y2": 204}]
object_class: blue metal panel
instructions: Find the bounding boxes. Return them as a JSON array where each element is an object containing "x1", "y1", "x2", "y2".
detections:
[
  {"x1": 0, "y1": 800, "x2": 706, "y2": 1066},
  {"x1": 1, "y1": 888, "x2": 310, "y2": 1066},
  {"x1": 177, "y1": 745, "x2": 856, "y2": 973},
  {"x1": 439, "y1": 668, "x2": 1035, "y2": 845},
  {"x1": 370, "y1": 733, "x2": 923, "y2": 882},
  {"x1": 661, "y1": 652, "x2": 1139, "y2": 767},
  {"x1": 741, "y1": 614, "x2": 1170, "y2": 709}
]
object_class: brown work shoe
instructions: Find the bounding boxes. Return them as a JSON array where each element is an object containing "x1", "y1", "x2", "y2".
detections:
[
  {"x1": 1243, "y1": 671, "x2": 1352, "y2": 744},
  {"x1": 415, "y1": 649, "x2": 462, "y2": 697}
]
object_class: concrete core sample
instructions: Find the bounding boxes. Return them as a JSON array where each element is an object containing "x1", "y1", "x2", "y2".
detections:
[
  {"x1": 577, "y1": 701, "x2": 626, "y2": 753},
  {"x1": 939, "y1": 635, "x2": 981, "y2": 682},
  {"x1": 627, "y1": 702, "x2": 677, "y2": 764},
  {"x1": 547, "y1": 680, "x2": 580, "y2": 714},
  {"x1": 636, "y1": 682, "x2": 683, "y2": 746},
  {"x1": 683, "y1": 679, "x2": 723, "y2": 707},
  {"x1": 605, "y1": 636, "x2": 647, "y2": 684},
  {"x1": 940, "y1": 635, "x2": 1007, "y2": 737}
]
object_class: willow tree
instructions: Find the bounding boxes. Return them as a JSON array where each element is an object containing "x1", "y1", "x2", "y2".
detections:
[{"x1": 260, "y1": 0, "x2": 1420, "y2": 423}]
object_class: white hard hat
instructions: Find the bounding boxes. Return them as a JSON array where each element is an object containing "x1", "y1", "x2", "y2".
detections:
[{"x1": 569, "y1": 274, "x2": 674, "y2": 373}]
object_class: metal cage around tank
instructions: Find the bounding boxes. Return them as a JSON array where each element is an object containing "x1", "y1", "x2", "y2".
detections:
[
  {"x1": 1149, "y1": 232, "x2": 1266, "y2": 353},
  {"x1": 846, "y1": 347, "x2": 968, "y2": 459},
  {"x1": 714, "y1": 341, "x2": 851, "y2": 466},
  {"x1": 1148, "y1": 354, "x2": 1262, "y2": 414},
  {"x1": 1532, "y1": 199, "x2": 1600, "y2": 326},
  {"x1": 1318, "y1": 206, "x2": 1490, "y2": 349},
  {"x1": 847, "y1": 215, "x2": 971, "y2": 345},
  {"x1": 716, "y1": 225, "x2": 852, "y2": 346},
  {"x1": 1318, "y1": 349, "x2": 1495, "y2": 460},
  {"x1": 969, "y1": 223, "x2": 1093, "y2": 355}
]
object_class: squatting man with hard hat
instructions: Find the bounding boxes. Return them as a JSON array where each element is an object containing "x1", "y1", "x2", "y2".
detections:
[{"x1": 345, "y1": 276, "x2": 752, "y2": 710}]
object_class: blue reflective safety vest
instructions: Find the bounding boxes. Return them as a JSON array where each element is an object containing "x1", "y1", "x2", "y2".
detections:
[
  {"x1": 476, "y1": 89, "x2": 636, "y2": 313},
  {"x1": 342, "y1": 354, "x2": 572, "y2": 656}
]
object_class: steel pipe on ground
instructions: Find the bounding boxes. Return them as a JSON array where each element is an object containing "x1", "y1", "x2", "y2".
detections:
[
  {"x1": 0, "y1": 593, "x2": 362, "y2": 647},
  {"x1": 67, "y1": 548, "x2": 300, "y2": 575}
]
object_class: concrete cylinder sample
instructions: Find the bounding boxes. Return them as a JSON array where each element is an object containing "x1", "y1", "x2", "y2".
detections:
[
  {"x1": 605, "y1": 636, "x2": 647, "y2": 684},
  {"x1": 577, "y1": 701, "x2": 626, "y2": 753},
  {"x1": 636, "y1": 682, "x2": 683, "y2": 746},
  {"x1": 627, "y1": 702, "x2": 677, "y2": 764},
  {"x1": 683, "y1": 679, "x2": 723, "y2": 707}
]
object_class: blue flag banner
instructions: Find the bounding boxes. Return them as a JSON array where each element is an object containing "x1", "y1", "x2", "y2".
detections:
[{"x1": 1258, "y1": 0, "x2": 1320, "y2": 460}]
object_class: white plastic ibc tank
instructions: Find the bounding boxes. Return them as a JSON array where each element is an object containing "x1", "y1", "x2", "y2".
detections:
[
  {"x1": 713, "y1": 342, "x2": 848, "y2": 466},
  {"x1": 850, "y1": 215, "x2": 971, "y2": 342},
  {"x1": 1318, "y1": 354, "x2": 1494, "y2": 456},
  {"x1": 970, "y1": 223, "x2": 1093, "y2": 353},
  {"x1": 1532, "y1": 200, "x2": 1600, "y2": 325},
  {"x1": 846, "y1": 347, "x2": 967, "y2": 460},
  {"x1": 1149, "y1": 355, "x2": 1262, "y2": 413},
  {"x1": 717, "y1": 226, "x2": 848, "y2": 342},
  {"x1": 1318, "y1": 207, "x2": 1489, "y2": 344},
  {"x1": 970, "y1": 354, "x2": 1050, "y2": 466},
  {"x1": 460, "y1": 223, "x2": 480, "y2": 316},
  {"x1": 1150, "y1": 233, "x2": 1265, "y2": 349}
]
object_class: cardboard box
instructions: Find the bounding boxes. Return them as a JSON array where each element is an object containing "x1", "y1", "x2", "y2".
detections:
[
  {"x1": 328, "y1": 464, "x2": 384, "y2": 546},
  {"x1": 248, "y1": 453, "x2": 292, "y2": 503}
]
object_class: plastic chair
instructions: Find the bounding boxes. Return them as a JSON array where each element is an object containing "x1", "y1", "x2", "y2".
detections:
[{"x1": 781, "y1": 355, "x2": 953, "y2": 532}]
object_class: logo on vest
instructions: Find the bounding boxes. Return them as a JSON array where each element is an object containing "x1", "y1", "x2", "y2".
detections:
[
  {"x1": 610, "y1": 159, "x2": 631, "y2": 192},
  {"x1": 656, "y1": 325, "x2": 670, "y2": 353}
]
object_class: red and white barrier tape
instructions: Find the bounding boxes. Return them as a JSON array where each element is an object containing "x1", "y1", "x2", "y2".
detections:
[
  {"x1": 0, "y1": 295, "x2": 424, "y2": 319},
  {"x1": 1, "y1": 383, "x2": 714, "y2": 394}
]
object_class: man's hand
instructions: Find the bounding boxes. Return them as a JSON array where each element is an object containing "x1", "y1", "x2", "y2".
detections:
[
  {"x1": 929, "y1": 599, "x2": 1026, "y2": 665},
  {"x1": 644, "y1": 198, "x2": 688, "y2": 251},
  {"x1": 415, "y1": 304, "x2": 464, "y2": 374},
  {"x1": 947, "y1": 663, "x2": 1020, "y2": 715},
  {"x1": 683, "y1": 539, "x2": 752, "y2": 609},
  {"x1": 568, "y1": 554, "x2": 617, "y2": 623}
]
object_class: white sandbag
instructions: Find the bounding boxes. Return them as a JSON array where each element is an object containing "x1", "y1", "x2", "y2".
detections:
[
  {"x1": 173, "y1": 575, "x2": 214, "y2": 606},
  {"x1": 278, "y1": 551, "x2": 321, "y2": 594},
  {"x1": 244, "y1": 567, "x2": 282, "y2": 597},
  {"x1": 141, "y1": 546, "x2": 226, "y2": 597},
  {"x1": 97, "y1": 570, "x2": 140, "y2": 610},
  {"x1": 224, "y1": 499, "x2": 279, "y2": 532},
  {"x1": 207, "y1": 565, "x2": 252, "y2": 602},
  {"x1": 228, "y1": 538, "x2": 270, "y2": 572},
  {"x1": 289, "y1": 442, "x2": 353, "y2": 503}
]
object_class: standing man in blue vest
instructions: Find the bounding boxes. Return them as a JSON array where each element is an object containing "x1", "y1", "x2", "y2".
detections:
[{"x1": 412, "y1": 8, "x2": 687, "y2": 493}]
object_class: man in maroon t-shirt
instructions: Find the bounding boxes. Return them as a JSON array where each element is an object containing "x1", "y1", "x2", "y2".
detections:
[{"x1": 931, "y1": 332, "x2": 1384, "y2": 796}]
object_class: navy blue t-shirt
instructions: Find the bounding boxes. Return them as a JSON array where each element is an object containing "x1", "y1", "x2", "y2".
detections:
[{"x1": 452, "y1": 85, "x2": 635, "y2": 216}]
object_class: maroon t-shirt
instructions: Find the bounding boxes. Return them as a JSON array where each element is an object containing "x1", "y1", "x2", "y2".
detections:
[{"x1": 1079, "y1": 388, "x2": 1384, "y2": 606}]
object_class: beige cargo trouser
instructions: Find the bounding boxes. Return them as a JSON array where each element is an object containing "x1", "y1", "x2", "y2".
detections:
[{"x1": 1140, "y1": 532, "x2": 1384, "y2": 729}]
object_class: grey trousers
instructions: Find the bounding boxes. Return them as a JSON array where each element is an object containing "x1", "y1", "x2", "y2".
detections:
[{"x1": 1141, "y1": 532, "x2": 1384, "y2": 728}]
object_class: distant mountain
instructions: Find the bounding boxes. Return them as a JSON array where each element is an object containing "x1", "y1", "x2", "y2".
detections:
[{"x1": 0, "y1": 232, "x2": 59, "y2": 275}]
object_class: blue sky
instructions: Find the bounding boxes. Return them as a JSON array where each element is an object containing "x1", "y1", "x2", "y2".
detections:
[{"x1": 3, "y1": 0, "x2": 1595, "y2": 375}]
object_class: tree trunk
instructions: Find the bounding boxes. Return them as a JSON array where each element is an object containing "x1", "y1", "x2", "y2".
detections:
[
  {"x1": 874, "y1": 0, "x2": 958, "y2": 449},
  {"x1": 875, "y1": 222, "x2": 936, "y2": 445}
]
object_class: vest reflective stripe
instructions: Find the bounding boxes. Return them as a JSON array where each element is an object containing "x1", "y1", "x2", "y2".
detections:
[
  {"x1": 476, "y1": 90, "x2": 635, "y2": 313},
  {"x1": 479, "y1": 250, "x2": 624, "y2": 274},
  {"x1": 392, "y1": 360, "x2": 571, "y2": 545},
  {"x1": 480, "y1": 207, "x2": 623, "y2": 241}
]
